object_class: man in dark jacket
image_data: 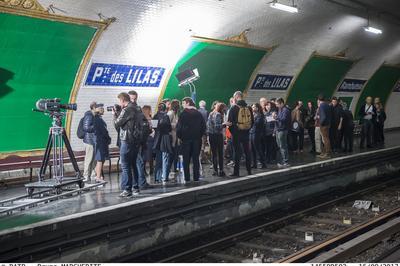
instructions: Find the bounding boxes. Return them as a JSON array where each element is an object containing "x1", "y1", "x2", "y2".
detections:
[
  {"x1": 317, "y1": 95, "x2": 332, "y2": 159},
  {"x1": 227, "y1": 91, "x2": 254, "y2": 177},
  {"x1": 358, "y1": 96, "x2": 377, "y2": 148},
  {"x1": 177, "y1": 97, "x2": 206, "y2": 182},
  {"x1": 128, "y1": 90, "x2": 150, "y2": 189},
  {"x1": 340, "y1": 102, "x2": 354, "y2": 152},
  {"x1": 273, "y1": 98, "x2": 291, "y2": 167},
  {"x1": 152, "y1": 102, "x2": 172, "y2": 183},
  {"x1": 82, "y1": 102, "x2": 97, "y2": 182},
  {"x1": 113, "y1": 92, "x2": 140, "y2": 197},
  {"x1": 305, "y1": 101, "x2": 316, "y2": 153}
]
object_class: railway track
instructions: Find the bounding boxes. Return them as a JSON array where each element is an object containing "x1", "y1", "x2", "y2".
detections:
[{"x1": 137, "y1": 176, "x2": 400, "y2": 263}]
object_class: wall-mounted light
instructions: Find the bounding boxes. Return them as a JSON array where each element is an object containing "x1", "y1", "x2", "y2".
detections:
[
  {"x1": 364, "y1": 11, "x2": 382, "y2": 35},
  {"x1": 270, "y1": 0, "x2": 298, "y2": 13},
  {"x1": 364, "y1": 26, "x2": 382, "y2": 34}
]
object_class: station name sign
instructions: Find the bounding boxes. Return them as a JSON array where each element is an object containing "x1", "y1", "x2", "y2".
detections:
[
  {"x1": 338, "y1": 78, "x2": 366, "y2": 92},
  {"x1": 85, "y1": 63, "x2": 165, "y2": 87},
  {"x1": 251, "y1": 74, "x2": 293, "y2": 91}
]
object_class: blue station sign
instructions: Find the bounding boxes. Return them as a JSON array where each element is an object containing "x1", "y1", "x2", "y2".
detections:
[
  {"x1": 338, "y1": 79, "x2": 366, "y2": 92},
  {"x1": 251, "y1": 74, "x2": 293, "y2": 90},
  {"x1": 85, "y1": 63, "x2": 165, "y2": 87}
]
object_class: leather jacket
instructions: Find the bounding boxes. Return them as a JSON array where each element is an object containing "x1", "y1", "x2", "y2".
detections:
[
  {"x1": 113, "y1": 102, "x2": 137, "y2": 144},
  {"x1": 83, "y1": 110, "x2": 96, "y2": 145}
]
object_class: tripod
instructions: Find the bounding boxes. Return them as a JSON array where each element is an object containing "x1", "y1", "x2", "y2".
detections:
[{"x1": 26, "y1": 111, "x2": 83, "y2": 196}]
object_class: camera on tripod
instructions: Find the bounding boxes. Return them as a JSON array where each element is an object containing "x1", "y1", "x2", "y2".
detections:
[{"x1": 35, "y1": 98, "x2": 77, "y2": 112}]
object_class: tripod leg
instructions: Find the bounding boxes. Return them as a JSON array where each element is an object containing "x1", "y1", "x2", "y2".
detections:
[
  {"x1": 63, "y1": 130, "x2": 81, "y2": 178},
  {"x1": 39, "y1": 131, "x2": 53, "y2": 180}
]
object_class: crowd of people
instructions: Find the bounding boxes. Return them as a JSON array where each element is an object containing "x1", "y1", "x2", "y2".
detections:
[{"x1": 79, "y1": 90, "x2": 387, "y2": 198}]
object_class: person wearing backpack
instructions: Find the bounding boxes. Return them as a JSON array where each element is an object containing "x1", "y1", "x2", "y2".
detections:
[
  {"x1": 128, "y1": 90, "x2": 150, "y2": 189},
  {"x1": 226, "y1": 91, "x2": 254, "y2": 177},
  {"x1": 80, "y1": 102, "x2": 97, "y2": 182}
]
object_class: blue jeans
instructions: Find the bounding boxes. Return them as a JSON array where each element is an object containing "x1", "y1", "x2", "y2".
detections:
[
  {"x1": 276, "y1": 130, "x2": 289, "y2": 164},
  {"x1": 162, "y1": 152, "x2": 171, "y2": 181},
  {"x1": 120, "y1": 141, "x2": 139, "y2": 191},
  {"x1": 135, "y1": 146, "x2": 148, "y2": 188},
  {"x1": 154, "y1": 150, "x2": 162, "y2": 182},
  {"x1": 154, "y1": 151, "x2": 171, "y2": 182}
]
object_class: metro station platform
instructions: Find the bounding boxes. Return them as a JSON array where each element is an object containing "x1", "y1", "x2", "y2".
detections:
[{"x1": 1, "y1": 131, "x2": 400, "y2": 262}]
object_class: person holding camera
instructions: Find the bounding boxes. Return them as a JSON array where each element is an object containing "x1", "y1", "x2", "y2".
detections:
[
  {"x1": 93, "y1": 103, "x2": 111, "y2": 183},
  {"x1": 358, "y1": 96, "x2": 377, "y2": 149},
  {"x1": 113, "y1": 92, "x2": 140, "y2": 197}
]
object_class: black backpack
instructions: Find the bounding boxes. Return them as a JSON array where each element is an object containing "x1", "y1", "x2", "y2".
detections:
[
  {"x1": 77, "y1": 117, "x2": 85, "y2": 139},
  {"x1": 133, "y1": 106, "x2": 151, "y2": 144}
]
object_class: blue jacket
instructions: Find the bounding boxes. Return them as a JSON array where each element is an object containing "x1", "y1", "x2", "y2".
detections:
[
  {"x1": 83, "y1": 111, "x2": 95, "y2": 145},
  {"x1": 93, "y1": 115, "x2": 111, "y2": 148},
  {"x1": 319, "y1": 102, "x2": 331, "y2": 127},
  {"x1": 276, "y1": 106, "x2": 291, "y2": 132},
  {"x1": 250, "y1": 112, "x2": 265, "y2": 137}
]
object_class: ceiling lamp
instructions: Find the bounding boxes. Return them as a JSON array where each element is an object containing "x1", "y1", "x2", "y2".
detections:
[{"x1": 270, "y1": 0, "x2": 298, "y2": 13}]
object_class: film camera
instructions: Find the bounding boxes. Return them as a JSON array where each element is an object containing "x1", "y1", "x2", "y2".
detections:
[
  {"x1": 107, "y1": 104, "x2": 122, "y2": 112},
  {"x1": 35, "y1": 98, "x2": 77, "y2": 112}
]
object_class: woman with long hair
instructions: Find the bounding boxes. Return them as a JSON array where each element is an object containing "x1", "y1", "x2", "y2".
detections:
[
  {"x1": 93, "y1": 104, "x2": 111, "y2": 183},
  {"x1": 304, "y1": 101, "x2": 316, "y2": 153},
  {"x1": 290, "y1": 100, "x2": 305, "y2": 153},
  {"x1": 168, "y1": 99, "x2": 181, "y2": 176},
  {"x1": 250, "y1": 103, "x2": 266, "y2": 169},
  {"x1": 265, "y1": 101, "x2": 277, "y2": 163},
  {"x1": 207, "y1": 102, "x2": 226, "y2": 177},
  {"x1": 142, "y1": 105, "x2": 154, "y2": 176}
]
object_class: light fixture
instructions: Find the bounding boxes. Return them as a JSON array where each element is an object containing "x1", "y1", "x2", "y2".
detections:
[
  {"x1": 364, "y1": 11, "x2": 382, "y2": 34},
  {"x1": 364, "y1": 26, "x2": 382, "y2": 34},
  {"x1": 270, "y1": 0, "x2": 298, "y2": 13}
]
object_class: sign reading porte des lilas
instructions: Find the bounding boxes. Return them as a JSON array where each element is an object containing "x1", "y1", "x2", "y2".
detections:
[
  {"x1": 85, "y1": 63, "x2": 165, "y2": 87},
  {"x1": 338, "y1": 78, "x2": 366, "y2": 92},
  {"x1": 251, "y1": 74, "x2": 293, "y2": 90}
]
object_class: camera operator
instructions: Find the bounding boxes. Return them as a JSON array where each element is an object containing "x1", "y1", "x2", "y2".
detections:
[{"x1": 113, "y1": 92, "x2": 140, "y2": 197}]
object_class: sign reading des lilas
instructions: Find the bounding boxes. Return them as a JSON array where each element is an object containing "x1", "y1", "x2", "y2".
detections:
[
  {"x1": 85, "y1": 63, "x2": 165, "y2": 87},
  {"x1": 251, "y1": 74, "x2": 293, "y2": 90},
  {"x1": 338, "y1": 79, "x2": 366, "y2": 92}
]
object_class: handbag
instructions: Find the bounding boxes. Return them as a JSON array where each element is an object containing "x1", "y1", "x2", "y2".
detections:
[{"x1": 292, "y1": 121, "x2": 300, "y2": 132}]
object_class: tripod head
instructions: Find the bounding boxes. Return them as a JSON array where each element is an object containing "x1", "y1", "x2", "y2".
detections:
[{"x1": 32, "y1": 108, "x2": 65, "y2": 127}]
